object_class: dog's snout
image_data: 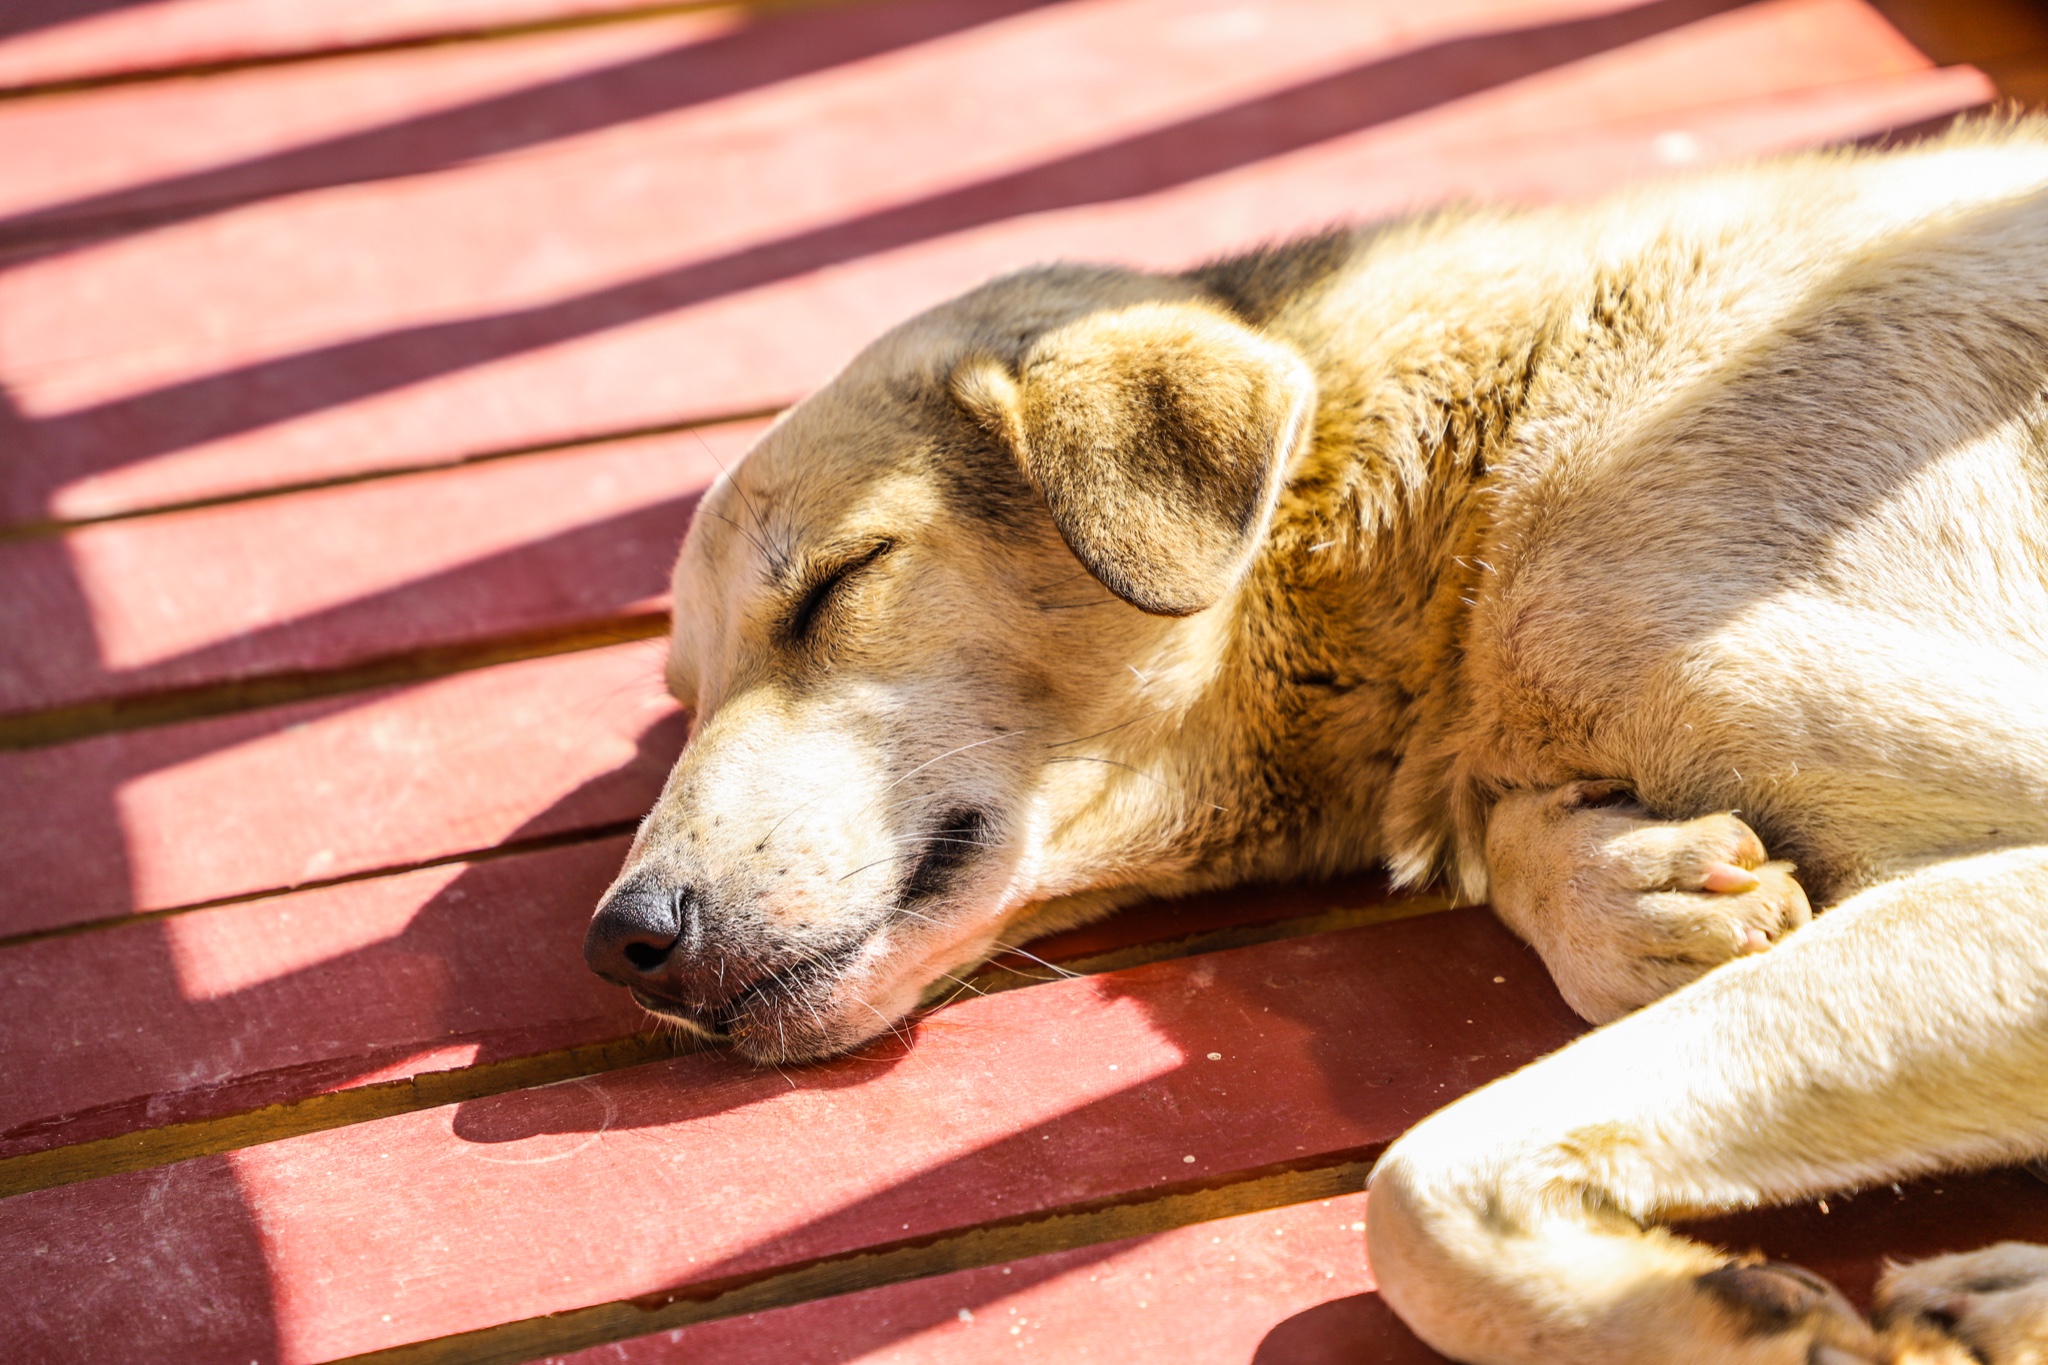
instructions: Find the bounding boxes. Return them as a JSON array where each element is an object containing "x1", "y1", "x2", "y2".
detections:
[{"x1": 584, "y1": 873, "x2": 692, "y2": 982}]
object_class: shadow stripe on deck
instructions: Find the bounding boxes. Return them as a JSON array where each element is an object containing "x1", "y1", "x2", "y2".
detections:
[
  {"x1": 341, "y1": 1151, "x2": 1381, "y2": 1365},
  {"x1": 0, "y1": 893, "x2": 1453, "y2": 1198}
]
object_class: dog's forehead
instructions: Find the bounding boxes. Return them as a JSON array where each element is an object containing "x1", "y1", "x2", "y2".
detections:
[
  {"x1": 666, "y1": 375, "x2": 957, "y2": 686},
  {"x1": 723, "y1": 380, "x2": 942, "y2": 548}
]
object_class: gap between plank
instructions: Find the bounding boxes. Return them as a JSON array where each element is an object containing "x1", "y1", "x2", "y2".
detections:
[
  {"x1": 0, "y1": 406, "x2": 786, "y2": 545},
  {"x1": 0, "y1": 893, "x2": 1451, "y2": 1200},
  {"x1": 0, "y1": 611, "x2": 671, "y2": 751},
  {"x1": 0, "y1": 817, "x2": 647, "y2": 952},
  {"x1": 0, "y1": 0, "x2": 846, "y2": 104},
  {"x1": 336, "y1": 1149, "x2": 1382, "y2": 1365}
]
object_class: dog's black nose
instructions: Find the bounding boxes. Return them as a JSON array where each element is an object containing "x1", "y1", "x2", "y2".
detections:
[{"x1": 584, "y1": 872, "x2": 690, "y2": 982}]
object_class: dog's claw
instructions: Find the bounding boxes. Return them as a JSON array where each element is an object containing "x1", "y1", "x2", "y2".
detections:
[{"x1": 1704, "y1": 861, "x2": 1762, "y2": 894}]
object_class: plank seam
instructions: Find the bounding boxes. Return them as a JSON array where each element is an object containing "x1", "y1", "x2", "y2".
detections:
[
  {"x1": 0, "y1": 894, "x2": 1452, "y2": 1200},
  {"x1": 0, "y1": 611, "x2": 670, "y2": 750},
  {"x1": 0, "y1": 818, "x2": 645, "y2": 952},
  {"x1": 0, "y1": 0, "x2": 848, "y2": 104},
  {"x1": 0, "y1": 407, "x2": 785, "y2": 544},
  {"x1": 328, "y1": 1150, "x2": 1382, "y2": 1365}
]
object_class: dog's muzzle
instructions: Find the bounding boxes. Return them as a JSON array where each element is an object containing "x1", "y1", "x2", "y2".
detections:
[{"x1": 584, "y1": 872, "x2": 755, "y2": 1034}]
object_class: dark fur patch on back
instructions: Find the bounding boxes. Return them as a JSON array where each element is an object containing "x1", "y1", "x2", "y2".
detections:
[{"x1": 1186, "y1": 227, "x2": 1364, "y2": 325}]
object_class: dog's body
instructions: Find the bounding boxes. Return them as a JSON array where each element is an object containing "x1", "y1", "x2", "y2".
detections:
[{"x1": 586, "y1": 118, "x2": 2048, "y2": 1361}]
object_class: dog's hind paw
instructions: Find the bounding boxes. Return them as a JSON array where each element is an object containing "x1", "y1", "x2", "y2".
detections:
[{"x1": 1875, "y1": 1242, "x2": 2048, "y2": 1365}]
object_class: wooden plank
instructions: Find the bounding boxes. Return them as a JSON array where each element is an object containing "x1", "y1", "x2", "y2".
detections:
[
  {"x1": 0, "y1": 0, "x2": 1120, "y2": 249},
  {"x1": 0, "y1": 0, "x2": 741, "y2": 94},
  {"x1": 0, "y1": 12, "x2": 743, "y2": 230},
  {"x1": 0, "y1": 0, "x2": 1972, "y2": 527},
  {"x1": 0, "y1": 0, "x2": 1641, "y2": 238},
  {"x1": 3, "y1": 911, "x2": 1584, "y2": 1363},
  {"x1": 0, "y1": 836, "x2": 1422, "y2": 1170},
  {"x1": 0, "y1": 417, "x2": 751, "y2": 727},
  {"x1": 554, "y1": 1191, "x2": 1442, "y2": 1364},
  {"x1": 9, "y1": 94, "x2": 2006, "y2": 735},
  {"x1": 1682, "y1": 1167, "x2": 2048, "y2": 1309},
  {"x1": 565, "y1": 1170, "x2": 2048, "y2": 1364},
  {"x1": 1871, "y1": 0, "x2": 2048, "y2": 103},
  {"x1": 0, "y1": 835, "x2": 643, "y2": 1163},
  {"x1": 0, "y1": 642, "x2": 681, "y2": 937},
  {"x1": 3, "y1": 85, "x2": 1993, "y2": 731},
  {"x1": 14, "y1": 911, "x2": 2048, "y2": 1364}
]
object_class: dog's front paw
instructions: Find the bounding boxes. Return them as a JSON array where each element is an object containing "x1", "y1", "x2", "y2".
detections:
[
  {"x1": 1875, "y1": 1242, "x2": 2048, "y2": 1365},
  {"x1": 1487, "y1": 782, "x2": 1813, "y2": 1022}
]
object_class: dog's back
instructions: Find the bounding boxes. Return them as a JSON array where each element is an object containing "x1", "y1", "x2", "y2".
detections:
[{"x1": 1247, "y1": 121, "x2": 2048, "y2": 899}]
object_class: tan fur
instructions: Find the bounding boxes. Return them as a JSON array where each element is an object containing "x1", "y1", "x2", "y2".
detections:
[{"x1": 586, "y1": 116, "x2": 2048, "y2": 1361}]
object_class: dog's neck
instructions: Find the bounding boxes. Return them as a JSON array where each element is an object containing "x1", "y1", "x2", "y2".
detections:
[
  {"x1": 1162, "y1": 275, "x2": 1555, "y2": 897},
  {"x1": 1013, "y1": 228, "x2": 1573, "y2": 919}
]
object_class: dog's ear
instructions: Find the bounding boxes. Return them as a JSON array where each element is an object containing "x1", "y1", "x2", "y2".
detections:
[{"x1": 951, "y1": 302, "x2": 1314, "y2": 616}]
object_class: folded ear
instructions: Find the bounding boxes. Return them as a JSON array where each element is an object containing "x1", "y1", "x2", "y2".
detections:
[{"x1": 951, "y1": 301, "x2": 1314, "y2": 616}]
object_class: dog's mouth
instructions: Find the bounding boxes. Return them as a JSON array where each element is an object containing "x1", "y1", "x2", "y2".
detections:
[
  {"x1": 630, "y1": 941, "x2": 859, "y2": 1042},
  {"x1": 630, "y1": 808, "x2": 996, "y2": 1054}
]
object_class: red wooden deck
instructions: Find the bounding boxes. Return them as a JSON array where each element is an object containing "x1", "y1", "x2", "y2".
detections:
[{"x1": 4, "y1": 2, "x2": 2046, "y2": 1362}]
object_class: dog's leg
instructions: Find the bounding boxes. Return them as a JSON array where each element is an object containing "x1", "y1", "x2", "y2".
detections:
[
  {"x1": 1486, "y1": 780, "x2": 1814, "y2": 1022},
  {"x1": 1367, "y1": 846, "x2": 2048, "y2": 1365}
]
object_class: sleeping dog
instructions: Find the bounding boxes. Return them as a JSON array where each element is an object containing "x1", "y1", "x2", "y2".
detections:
[{"x1": 584, "y1": 117, "x2": 2048, "y2": 1362}]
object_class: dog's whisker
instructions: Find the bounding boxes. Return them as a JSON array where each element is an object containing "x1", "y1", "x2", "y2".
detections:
[
  {"x1": 857, "y1": 996, "x2": 911, "y2": 1041},
  {"x1": 836, "y1": 851, "x2": 914, "y2": 883},
  {"x1": 833, "y1": 829, "x2": 1001, "y2": 884},
  {"x1": 872, "y1": 729, "x2": 1031, "y2": 799},
  {"x1": 1043, "y1": 753, "x2": 1228, "y2": 811},
  {"x1": 988, "y1": 941, "x2": 1082, "y2": 980},
  {"x1": 1045, "y1": 706, "x2": 1177, "y2": 750},
  {"x1": 933, "y1": 970, "x2": 987, "y2": 997}
]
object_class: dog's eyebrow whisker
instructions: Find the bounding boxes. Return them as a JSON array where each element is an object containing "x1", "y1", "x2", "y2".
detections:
[
  {"x1": 697, "y1": 505, "x2": 781, "y2": 570},
  {"x1": 691, "y1": 429, "x2": 792, "y2": 574},
  {"x1": 1035, "y1": 598, "x2": 1123, "y2": 612},
  {"x1": 1043, "y1": 754, "x2": 1229, "y2": 812}
]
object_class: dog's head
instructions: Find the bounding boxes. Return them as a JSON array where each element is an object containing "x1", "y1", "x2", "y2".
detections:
[{"x1": 583, "y1": 265, "x2": 1318, "y2": 1060}]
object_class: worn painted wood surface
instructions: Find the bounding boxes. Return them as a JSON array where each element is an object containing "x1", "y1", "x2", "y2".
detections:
[
  {"x1": 0, "y1": 864, "x2": 1437, "y2": 1168},
  {"x1": 548, "y1": 1193, "x2": 1415, "y2": 1364},
  {"x1": 7, "y1": 915, "x2": 1584, "y2": 1361},
  {"x1": 0, "y1": 0, "x2": 1982, "y2": 528},
  {"x1": 0, "y1": 419, "x2": 750, "y2": 724},
  {"x1": 0, "y1": 1, "x2": 2029, "y2": 1362},
  {"x1": 0, "y1": 0, "x2": 729, "y2": 93},
  {"x1": 0, "y1": 642, "x2": 680, "y2": 934},
  {"x1": 557, "y1": 1173, "x2": 2048, "y2": 1364}
]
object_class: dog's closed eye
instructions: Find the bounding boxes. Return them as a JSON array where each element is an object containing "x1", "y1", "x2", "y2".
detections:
[{"x1": 786, "y1": 540, "x2": 894, "y2": 643}]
